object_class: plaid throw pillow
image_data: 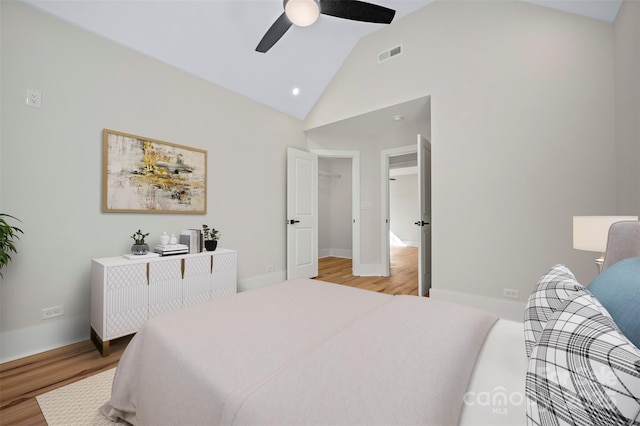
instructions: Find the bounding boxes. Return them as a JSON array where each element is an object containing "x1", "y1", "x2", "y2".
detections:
[
  {"x1": 524, "y1": 264, "x2": 588, "y2": 358},
  {"x1": 526, "y1": 293, "x2": 640, "y2": 426}
]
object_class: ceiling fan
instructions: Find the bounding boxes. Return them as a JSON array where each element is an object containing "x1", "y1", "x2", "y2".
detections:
[{"x1": 256, "y1": 0, "x2": 396, "y2": 53}]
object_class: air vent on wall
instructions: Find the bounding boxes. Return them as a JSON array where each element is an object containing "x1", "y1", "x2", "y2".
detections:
[{"x1": 378, "y1": 44, "x2": 402, "y2": 63}]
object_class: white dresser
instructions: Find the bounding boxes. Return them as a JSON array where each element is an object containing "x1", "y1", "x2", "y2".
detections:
[{"x1": 91, "y1": 249, "x2": 237, "y2": 356}]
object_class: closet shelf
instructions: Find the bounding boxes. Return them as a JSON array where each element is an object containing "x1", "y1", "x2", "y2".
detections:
[{"x1": 318, "y1": 170, "x2": 341, "y2": 178}]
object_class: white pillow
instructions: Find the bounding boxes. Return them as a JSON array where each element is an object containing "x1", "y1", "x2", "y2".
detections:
[
  {"x1": 523, "y1": 264, "x2": 588, "y2": 358},
  {"x1": 525, "y1": 292, "x2": 640, "y2": 425}
]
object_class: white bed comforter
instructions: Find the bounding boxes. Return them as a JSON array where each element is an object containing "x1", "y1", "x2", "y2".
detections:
[{"x1": 102, "y1": 279, "x2": 497, "y2": 425}]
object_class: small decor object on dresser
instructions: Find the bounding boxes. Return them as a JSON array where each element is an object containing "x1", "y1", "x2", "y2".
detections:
[
  {"x1": 159, "y1": 231, "x2": 170, "y2": 245},
  {"x1": 202, "y1": 224, "x2": 220, "y2": 251},
  {"x1": 180, "y1": 229, "x2": 202, "y2": 253},
  {"x1": 130, "y1": 229, "x2": 149, "y2": 255}
]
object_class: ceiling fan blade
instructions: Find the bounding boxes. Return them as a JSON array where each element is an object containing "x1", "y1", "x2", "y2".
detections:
[
  {"x1": 256, "y1": 12, "x2": 293, "y2": 53},
  {"x1": 320, "y1": 0, "x2": 395, "y2": 24}
]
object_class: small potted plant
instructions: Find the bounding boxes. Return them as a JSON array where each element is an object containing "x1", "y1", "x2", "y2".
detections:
[
  {"x1": 0, "y1": 213, "x2": 23, "y2": 278},
  {"x1": 202, "y1": 224, "x2": 220, "y2": 251},
  {"x1": 130, "y1": 229, "x2": 150, "y2": 255}
]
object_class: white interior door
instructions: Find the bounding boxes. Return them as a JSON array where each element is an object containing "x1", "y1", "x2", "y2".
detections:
[
  {"x1": 287, "y1": 147, "x2": 318, "y2": 279},
  {"x1": 417, "y1": 135, "x2": 432, "y2": 296}
]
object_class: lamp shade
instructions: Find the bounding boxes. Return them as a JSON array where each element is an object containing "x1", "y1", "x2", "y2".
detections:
[
  {"x1": 573, "y1": 216, "x2": 639, "y2": 252},
  {"x1": 285, "y1": 0, "x2": 320, "y2": 27}
]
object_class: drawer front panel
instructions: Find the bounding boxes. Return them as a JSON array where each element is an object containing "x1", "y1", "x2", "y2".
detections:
[
  {"x1": 149, "y1": 258, "x2": 183, "y2": 317},
  {"x1": 184, "y1": 256, "x2": 212, "y2": 307},
  {"x1": 212, "y1": 251, "x2": 237, "y2": 300},
  {"x1": 106, "y1": 264, "x2": 148, "y2": 339}
]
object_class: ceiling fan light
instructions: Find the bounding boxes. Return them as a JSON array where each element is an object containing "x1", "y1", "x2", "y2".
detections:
[{"x1": 285, "y1": 0, "x2": 320, "y2": 27}]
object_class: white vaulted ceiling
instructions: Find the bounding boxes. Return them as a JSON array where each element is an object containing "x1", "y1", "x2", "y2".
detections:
[{"x1": 21, "y1": 0, "x2": 622, "y2": 120}]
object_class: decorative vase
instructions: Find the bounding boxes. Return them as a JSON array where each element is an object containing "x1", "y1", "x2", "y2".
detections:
[
  {"x1": 131, "y1": 244, "x2": 149, "y2": 255},
  {"x1": 160, "y1": 232, "x2": 170, "y2": 245},
  {"x1": 204, "y1": 240, "x2": 218, "y2": 251}
]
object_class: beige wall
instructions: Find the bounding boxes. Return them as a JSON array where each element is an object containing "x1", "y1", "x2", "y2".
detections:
[
  {"x1": 0, "y1": 1, "x2": 305, "y2": 361},
  {"x1": 305, "y1": 0, "x2": 619, "y2": 310},
  {"x1": 614, "y1": 0, "x2": 640, "y2": 214}
]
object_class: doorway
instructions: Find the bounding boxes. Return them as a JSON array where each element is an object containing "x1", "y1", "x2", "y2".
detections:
[
  {"x1": 388, "y1": 159, "x2": 419, "y2": 295},
  {"x1": 312, "y1": 150, "x2": 361, "y2": 276},
  {"x1": 381, "y1": 146, "x2": 417, "y2": 278},
  {"x1": 381, "y1": 136, "x2": 432, "y2": 296},
  {"x1": 318, "y1": 157, "x2": 352, "y2": 261},
  {"x1": 389, "y1": 155, "x2": 419, "y2": 248},
  {"x1": 300, "y1": 96, "x2": 431, "y2": 281}
]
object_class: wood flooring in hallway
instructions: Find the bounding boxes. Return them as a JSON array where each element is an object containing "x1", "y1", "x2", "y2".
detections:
[{"x1": 316, "y1": 245, "x2": 418, "y2": 296}]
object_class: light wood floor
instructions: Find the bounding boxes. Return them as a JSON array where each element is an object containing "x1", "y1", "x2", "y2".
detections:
[
  {"x1": 0, "y1": 246, "x2": 417, "y2": 425},
  {"x1": 317, "y1": 245, "x2": 418, "y2": 296},
  {"x1": 0, "y1": 336, "x2": 132, "y2": 425}
]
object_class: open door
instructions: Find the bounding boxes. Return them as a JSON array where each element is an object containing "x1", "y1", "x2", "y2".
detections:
[
  {"x1": 417, "y1": 135, "x2": 432, "y2": 296},
  {"x1": 286, "y1": 148, "x2": 318, "y2": 279}
]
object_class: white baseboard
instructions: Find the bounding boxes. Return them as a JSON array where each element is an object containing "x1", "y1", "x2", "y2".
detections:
[
  {"x1": 318, "y1": 248, "x2": 331, "y2": 259},
  {"x1": 429, "y1": 288, "x2": 525, "y2": 322},
  {"x1": 238, "y1": 270, "x2": 287, "y2": 292},
  {"x1": 330, "y1": 249, "x2": 352, "y2": 258},
  {"x1": 318, "y1": 248, "x2": 352, "y2": 259},
  {"x1": 0, "y1": 314, "x2": 89, "y2": 364}
]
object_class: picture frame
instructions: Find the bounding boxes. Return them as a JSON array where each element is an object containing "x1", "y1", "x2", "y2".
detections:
[{"x1": 102, "y1": 129, "x2": 207, "y2": 214}]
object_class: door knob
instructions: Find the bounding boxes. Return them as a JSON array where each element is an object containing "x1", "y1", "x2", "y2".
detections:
[
  {"x1": 288, "y1": 219, "x2": 300, "y2": 225},
  {"x1": 414, "y1": 221, "x2": 430, "y2": 226}
]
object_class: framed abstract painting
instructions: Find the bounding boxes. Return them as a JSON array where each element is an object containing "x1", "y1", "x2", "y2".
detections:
[{"x1": 102, "y1": 129, "x2": 207, "y2": 214}]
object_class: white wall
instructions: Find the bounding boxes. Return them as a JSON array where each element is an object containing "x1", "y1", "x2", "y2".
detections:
[
  {"x1": 614, "y1": 0, "x2": 640, "y2": 215},
  {"x1": 390, "y1": 173, "x2": 419, "y2": 246},
  {"x1": 0, "y1": 1, "x2": 305, "y2": 362},
  {"x1": 305, "y1": 0, "x2": 619, "y2": 315}
]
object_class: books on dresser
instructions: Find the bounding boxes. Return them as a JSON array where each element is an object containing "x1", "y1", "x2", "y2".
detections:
[
  {"x1": 154, "y1": 244, "x2": 189, "y2": 256},
  {"x1": 180, "y1": 229, "x2": 203, "y2": 253}
]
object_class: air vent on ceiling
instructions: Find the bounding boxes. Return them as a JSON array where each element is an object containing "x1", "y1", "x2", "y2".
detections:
[{"x1": 378, "y1": 44, "x2": 402, "y2": 63}]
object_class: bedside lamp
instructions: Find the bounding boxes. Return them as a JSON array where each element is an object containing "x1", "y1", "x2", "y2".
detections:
[{"x1": 573, "y1": 216, "x2": 638, "y2": 272}]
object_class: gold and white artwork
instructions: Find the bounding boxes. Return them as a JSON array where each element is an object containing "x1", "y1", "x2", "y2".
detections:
[{"x1": 103, "y1": 129, "x2": 207, "y2": 214}]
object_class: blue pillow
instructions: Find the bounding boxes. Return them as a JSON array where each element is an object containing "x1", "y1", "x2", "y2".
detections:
[{"x1": 588, "y1": 257, "x2": 640, "y2": 348}]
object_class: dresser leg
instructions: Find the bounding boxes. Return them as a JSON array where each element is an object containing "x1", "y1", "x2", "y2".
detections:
[{"x1": 90, "y1": 327, "x2": 110, "y2": 357}]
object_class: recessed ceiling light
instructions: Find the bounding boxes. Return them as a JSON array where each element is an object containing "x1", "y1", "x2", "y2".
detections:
[
  {"x1": 292, "y1": 87, "x2": 300, "y2": 96},
  {"x1": 393, "y1": 114, "x2": 404, "y2": 121}
]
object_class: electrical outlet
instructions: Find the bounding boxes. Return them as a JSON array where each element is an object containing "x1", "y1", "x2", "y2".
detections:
[
  {"x1": 503, "y1": 288, "x2": 519, "y2": 299},
  {"x1": 26, "y1": 89, "x2": 42, "y2": 108},
  {"x1": 42, "y1": 305, "x2": 64, "y2": 320},
  {"x1": 266, "y1": 264, "x2": 274, "y2": 273}
]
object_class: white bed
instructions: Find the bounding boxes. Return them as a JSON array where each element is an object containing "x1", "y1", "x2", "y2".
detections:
[
  {"x1": 102, "y1": 278, "x2": 528, "y2": 425},
  {"x1": 460, "y1": 319, "x2": 527, "y2": 425},
  {"x1": 101, "y1": 245, "x2": 640, "y2": 425}
]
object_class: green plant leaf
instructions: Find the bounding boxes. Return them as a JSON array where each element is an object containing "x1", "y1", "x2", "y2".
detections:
[{"x1": 0, "y1": 213, "x2": 23, "y2": 278}]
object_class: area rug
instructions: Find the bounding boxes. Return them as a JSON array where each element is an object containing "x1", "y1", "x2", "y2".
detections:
[{"x1": 36, "y1": 368, "x2": 125, "y2": 425}]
